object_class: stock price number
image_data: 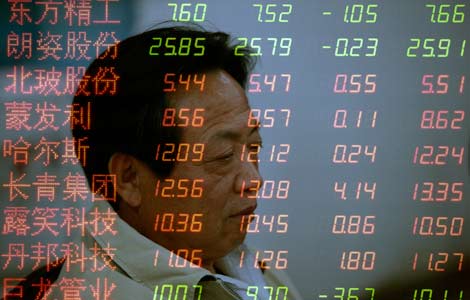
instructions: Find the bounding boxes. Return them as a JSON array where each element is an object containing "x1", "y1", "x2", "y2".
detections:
[
  {"x1": 154, "y1": 178, "x2": 203, "y2": 198},
  {"x1": 332, "y1": 144, "x2": 377, "y2": 164},
  {"x1": 420, "y1": 110, "x2": 465, "y2": 130},
  {"x1": 240, "y1": 214, "x2": 288, "y2": 234},
  {"x1": 413, "y1": 289, "x2": 463, "y2": 300},
  {"x1": 168, "y1": 3, "x2": 207, "y2": 22},
  {"x1": 412, "y1": 216, "x2": 464, "y2": 236},
  {"x1": 248, "y1": 109, "x2": 291, "y2": 128},
  {"x1": 149, "y1": 37, "x2": 205, "y2": 56},
  {"x1": 319, "y1": 287, "x2": 375, "y2": 300},
  {"x1": 240, "y1": 179, "x2": 290, "y2": 199},
  {"x1": 412, "y1": 252, "x2": 464, "y2": 272},
  {"x1": 343, "y1": 4, "x2": 378, "y2": 23},
  {"x1": 412, "y1": 146, "x2": 464, "y2": 165},
  {"x1": 425, "y1": 4, "x2": 465, "y2": 23},
  {"x1": 340, "y1": 251, "x2": 376, "y2": 271},
  {"x1": 248, "y1": 73, "x2": 291, "y2": 93},
  {"x1": 324, "y1": 38, "x2": 378, "y2": 57},
  {"x1": 412, "y1": 182, "x2": 463, "y2": 202},
  {"x1": 332, "y1": 215, "x2": 375, "y2": 235},
  {"x1": 335, "y1": 181, "x2": 376, "y2": 200},
  {"x1": 155, "y1": 143, "x2": 204, "y2": 162},
  {"x1": 153, "y1": 213, "x2": 203, "y2": 233},
  {"x1": 239, "y1": 250, "x2": 288, "y2": 270},
  {"x1": 234, "y1": 37, "x2": 292, "y2": 56},
  {"x1": 333, "y1": 109, "x2": 378, "y2": 129},
  {"x1": 252, "y1": 3, "x2": 292, "y2": 23},
  {"x1": 241, "y1": 143, "x2": 290, "y2": 163},
  {"x1": 421, "y1": 74, "x2": 466, "y2": 95},
  {"x1": 333, "y1": 74, "x2": 377, "y2": 94},
  {"x1": 167, "y1": 249, "x2": 203, "y2": 268},
  {"x1": 153, "y1": 284, "x2": 203, "y2": 300},
  {"x1": 162, "y1": 108, "x2": 205, "y2": 127},
  {"x1": 407, "y1": 38, "x2": 467, "y2": 58},
  {"x1": 247, "y1": 286, "x2": 289, "y2": 300},
  {"x1": 163, "y1": 73, "x2": 205, "y2": 92}
]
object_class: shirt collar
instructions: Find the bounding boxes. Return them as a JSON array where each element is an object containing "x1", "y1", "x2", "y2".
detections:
[{"x1": 87, "y1": 200, "x2": 268, "y2": 299}]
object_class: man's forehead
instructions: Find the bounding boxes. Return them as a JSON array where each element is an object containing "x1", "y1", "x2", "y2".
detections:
[{"x1": 168, "y1": 69, "x2": 248, "y2": 108}]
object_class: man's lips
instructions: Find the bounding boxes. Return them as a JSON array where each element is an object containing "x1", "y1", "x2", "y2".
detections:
[{"x1": 229, "y1": 205, "x2": 257, "y2": 217}]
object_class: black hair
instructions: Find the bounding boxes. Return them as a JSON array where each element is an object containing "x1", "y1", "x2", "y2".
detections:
[{"x1": 72, "y1": 25, "x2": 255, "y2": 210}]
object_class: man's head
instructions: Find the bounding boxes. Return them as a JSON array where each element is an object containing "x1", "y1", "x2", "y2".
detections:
[{"x1": 72, "y1": 25, "x2": 262, "y2": 272}]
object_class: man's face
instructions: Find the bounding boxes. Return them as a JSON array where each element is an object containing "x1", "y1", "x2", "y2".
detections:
[{"x1": 137, "y1": 69, "x2": 263, "y2": 266}]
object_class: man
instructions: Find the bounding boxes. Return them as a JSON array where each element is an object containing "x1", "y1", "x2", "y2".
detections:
[{"x1": 13, "y1": 26, "x2": 301, "y2": 300}]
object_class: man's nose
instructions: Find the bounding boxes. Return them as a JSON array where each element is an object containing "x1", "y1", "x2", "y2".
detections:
[{"x1": 233, "y1": 160, "x2": 264, "y2": 198}]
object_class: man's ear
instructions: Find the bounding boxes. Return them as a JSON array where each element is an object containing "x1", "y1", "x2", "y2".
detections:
[{"x1": 108, "y1": 153, "x2": 142, "y2": 208}]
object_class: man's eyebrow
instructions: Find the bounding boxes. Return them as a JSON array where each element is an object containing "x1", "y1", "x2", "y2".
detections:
[{"x1": 213, "y1": 125, "x2": 261, "y2": 141}]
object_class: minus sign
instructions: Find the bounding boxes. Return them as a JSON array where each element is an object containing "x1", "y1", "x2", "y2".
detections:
[
  {"x1": 322, "y1": 11, "x2": 332, "y2": 15},
  {"x1": 319, "y1": 295, "x2": 328, "y2": 299},
  {"x1": 322, "y1": 46, "x2": 332, "y2": 49}
]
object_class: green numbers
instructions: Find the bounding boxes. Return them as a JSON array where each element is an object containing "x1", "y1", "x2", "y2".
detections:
[
  {"x1": 168, "y1": 3, "x2": 207, "y2": 22},
  {"x1": 234, "y1": 37, "x2": 292, "y2": 56},
  {"x1": 334, "y1": 38, "x2": 378, "y2": 57},
  {"x1": 247, "y1": 286, "x2": 259, "y2": 299},
  {"x1": 246, "y1": 286, "x2": 289, "y2": 300},
  {"x1": 252, "y1": 4, "x2": 293, "y2": 23},
  {"x1": 149, "y1": 37, "x2": 205, "y2": 56},
  {"x1": 153, "y1": 284, "x2": 203, "y2": 300},
  {"x1": 425, "y1": 4, "x2": 465, "y2": 23},
  {"x1": 344, "y1": 4, "x2": 378, "y2": 23},
  {"x1": 333, "y1": 287, "x2": 375, "y2": 300},
  {"x1": 407, "y1": 38, "x2": 451, "y2": 58}
]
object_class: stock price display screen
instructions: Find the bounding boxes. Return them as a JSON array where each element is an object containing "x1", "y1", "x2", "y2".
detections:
[{"x1": 0, "y1": 1, "x2": 469, "y2": 300}]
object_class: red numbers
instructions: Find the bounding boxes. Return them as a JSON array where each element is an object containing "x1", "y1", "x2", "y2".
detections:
[
  {"x1": 459, "y1": 75, "x2": 465, "y2": 94},
  {"x1": 420, "y1": 110, "x2": 465, "y2": 129},
  {"x1": 168, "y1": 249, "x2": 203, "y2": 268},
  {"x1": 421, "y1": 74, "x2": 466, "y2": 95},
  {"x1": 154, "y1": 178, "x2": 204, "y2": 198},
  {"x1": 421, "y1": 74, "x2": 449, "y2": 94},
  {"x1": 332, "y1": 215, "x2": 375, "y2": 235},
  {"x1": 248, "y1": 73, "x2": 291, "y2": 93},
  {"x1": 412, "y1": 182, "x2": 463, "y2": 202},
  {"x1": 240, "y1": 144, "x2": 290, "y2": 163},
  {"x1": 240, "y1": 250, "x2": 288, "y2": 270},
  {"x1": 248, "y1": 108, "x2": 291, "y2": 127},
  {"x1": 155, "y1": 143, "x2": 205, "y2": 162},
  {"x1": 240, "y1": 180, "x2": 290, "y2": 199},
  {"x1": 334, "y1": 74, "x2": 376, "y2": 94},
  {"x1": 340, "y1": 251, "x2": 376, "y2": 271},
  {"x1": 240, "y1": 214, "x2": 288, "y2": 234},
  {"x1": 412, "y1": 145, "x2": 464, "y2": 165},
  {"x1": 163, "y1": 73, "x2": 205, "y2": 92},
  {"x1": 332, "y1": 144, "x2": 376, "y2": 163},
  {"x1": 153, "y1": 213, "x2": 203, "y2": 233},
  {"x1": 412, "y1": 216, "x2": 464, "y2": 236},
  {"x1": 162, "y1": 108, "x2": 205, "y2": 127},
  {"x1": 333, "y1": 109, "x2": 377, "y2": 128},
  {"x1": 412, "y1": 252, "x2": 464, "y2": 272},
  {"x1": 334, "y1": 181, "x2": 376, "y2": 200}
]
